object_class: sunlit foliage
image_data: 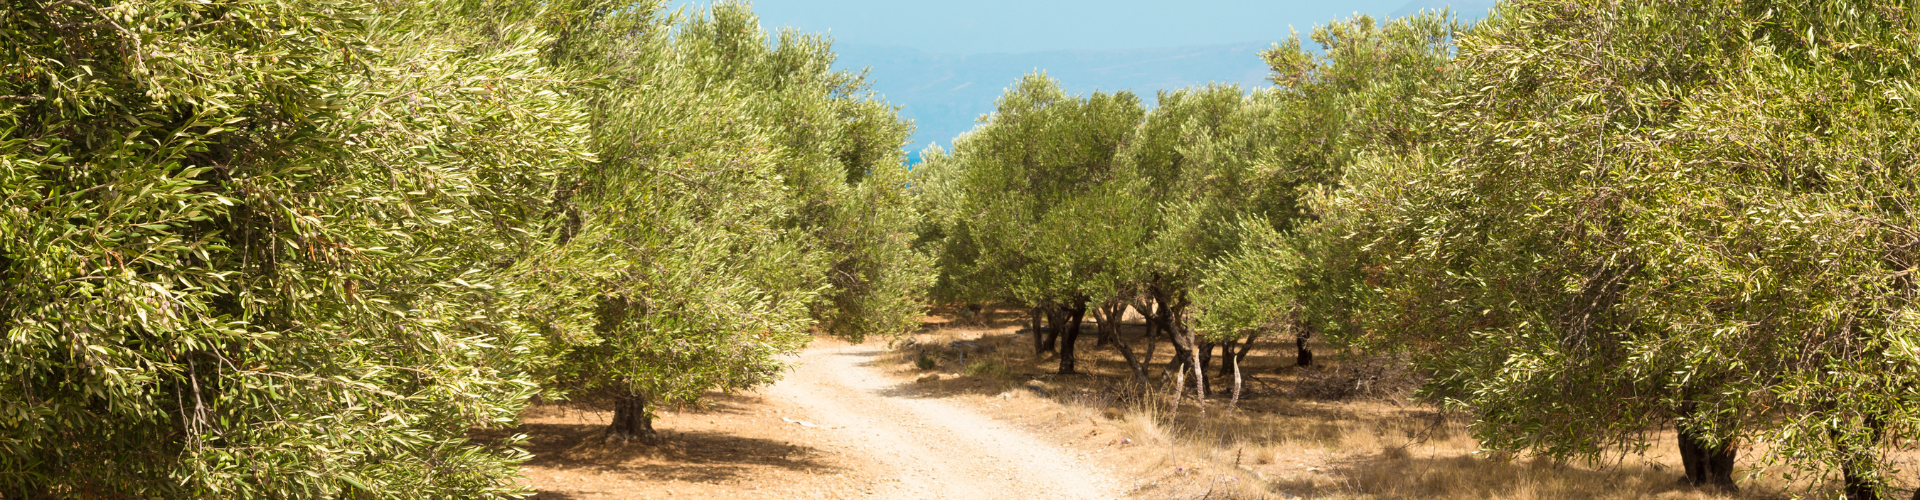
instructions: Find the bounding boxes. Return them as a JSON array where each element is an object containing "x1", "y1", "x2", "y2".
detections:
[
  {"x1": 1, "y1": 0, "x2": 589, "y2": 495},
  {"x1": 0, "y1": 0, "x2": 924, "y2": 495},
  {"x1": 510, "y1": 0, "x2": 926, "y2": 443},
  {"x1": 1295, "y1": 1, "x2": 1920, "y2": 497}
]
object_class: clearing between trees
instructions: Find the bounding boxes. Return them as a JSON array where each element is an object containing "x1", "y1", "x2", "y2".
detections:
[
  {"x1": 511, "y1": 309, "x2": 1920, "y2": 499},
  {"x1": 511, "y1": 334, "x2": 1122, "y2": 499}
]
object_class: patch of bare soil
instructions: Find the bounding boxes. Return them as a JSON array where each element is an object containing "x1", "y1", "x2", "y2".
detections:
[
  {"x1": 511, "y1": 394, "x2": 882, "y2": 499},
  {"x1": 504, "y1": 306, "x2": 1920, "y2": 499},
  {"x1": 506, "y1": 334, "x2": 1124, "y2": 499},
  {"x1": 894, "y1": 306, "x2": 1920, "y2": 500}
]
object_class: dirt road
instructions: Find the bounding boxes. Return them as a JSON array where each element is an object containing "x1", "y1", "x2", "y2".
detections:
[
  {"x1": 517, "y1": 340, "x2": 1125, "y2": 499},
  {"x1": 763, "y1": 343, "x2": 1123, "y2": 500}
]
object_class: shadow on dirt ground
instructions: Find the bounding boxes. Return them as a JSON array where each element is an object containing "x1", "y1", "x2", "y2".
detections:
[
  {"x1": 870, "y1": 306, "x2": 1815, "y2": 500},
  {"x1": 517, "y1": 423, "x2": 841, "y2": 482},
  {"x1": 482, "y1": 391, "x2": 860, "y2": 498}
]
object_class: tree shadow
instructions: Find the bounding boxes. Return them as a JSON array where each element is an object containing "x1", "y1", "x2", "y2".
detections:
[
  {"x1": 871, "y1": 321, "x2": 1190, "y2": 403},
  {"x1": 1275, "y1": 453, "x2": 1781, "y2": 500},
  {"x1": 507, "y1": 421, "x2": 845, "y2": 484},
  {"x1": 534, "y1": 390, "x2": 771, "y2": 419},
  {"x1": 477, "y1": 393, "x2": 847, "y2": 488},
  {"x1": 874, "y1": 310, "x2": 1366, "y2": 408}
]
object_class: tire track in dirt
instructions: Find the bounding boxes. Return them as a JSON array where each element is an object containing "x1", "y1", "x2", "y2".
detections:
[{"x1": 765, "y1": 343, "x2": 1122, "y2": 500}]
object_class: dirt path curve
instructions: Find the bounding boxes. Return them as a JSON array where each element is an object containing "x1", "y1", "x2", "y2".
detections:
[{"x1": 764, "y1": 343, "x2": 1124, "y2": 500}]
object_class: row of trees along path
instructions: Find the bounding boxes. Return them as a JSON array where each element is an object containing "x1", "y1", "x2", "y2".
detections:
[
  {"x1": 913, "y1": 3, "x2": 1920, "y2": 500},
  {"x1": 0, "y1": 1, "x2": 927, "y2": 497},
  {"x1": 12, "y1": 0, "x2": 1920, "y2": 498}
]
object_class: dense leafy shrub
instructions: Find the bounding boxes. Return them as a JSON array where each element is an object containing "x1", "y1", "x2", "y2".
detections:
[
  {"x1": 512, "y1": 1, "x2": 927, "y2": 443},
  {"x1": 1303, "y1": 1, "x2": 1920, "y2": 496},
  {"x1": 0, "y1": 0, "x2": 589, "y2": 496},
  {"x1": 0, "y1": 0, "x2": 925, "y2": 495}
]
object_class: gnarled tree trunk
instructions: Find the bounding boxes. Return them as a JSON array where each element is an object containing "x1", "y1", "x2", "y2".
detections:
[
  {"x1": 1041, "y1": 305, "x2": 1067, "y2": 355},
  {"x1": 1838, "y1": 413, "x2": 1889, "y2": 500},
  {"x1": 1233, "y1": 332, "x2": 1260, "y2": 367},
  {"x1": 1094, "y1": 301, "x2": 1118, "y2": 347},
  {"x1": 1162, "y1": 325, "x2": 1190, "y2": 382},
  {"x1": 1675, "y1": 425, "x2": 1735, "y2": 490},
  {"x1": 1058, "y1": 301, "x2": 1088, "y2": 374},
  {"x1": 1136, "y1": 298, "x2": 1164, "y2": 366},
  {"x1": 1295, "y1": 334, "x2": 1313, "y2": 368},
  {"x1": 1136, "y1": 298, "x2": 1167, "y2": 369},
  {"x1": 1293, "y1": 317, "x2": 1315, "y2": 367},
  {"x1": 607, "y1": 390, "x2": 661, "y2": 445},
  {"x1": 1098, "y1": 300, "x2": 1151, "y2": 390}
]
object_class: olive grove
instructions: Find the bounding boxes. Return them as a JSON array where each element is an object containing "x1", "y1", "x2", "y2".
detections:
[
  {"x1": 1294, "y1": 2, "x2": 1920, "y2": 497},
  {"x1": 918, "y1": 2, "x2": 1920, "y2": 498},
  {"x1": 11, "y1": 0, "x2": 1920, "y2": 497},
  {"x1": 1, "y1": 0, "x2": 925, "y2": 496}
]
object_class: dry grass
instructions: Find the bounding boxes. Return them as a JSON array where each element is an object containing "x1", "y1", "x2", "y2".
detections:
[{"x1": 890, "y1": 306, "x2": 1920, "y2": 500}]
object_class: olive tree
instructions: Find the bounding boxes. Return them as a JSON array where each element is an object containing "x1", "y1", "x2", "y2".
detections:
[
  {"x1": 1306, "y1": 1, "x2": 1920, "y2": 496},
  {"x1": 0, "y1": 0, "x2": 591, "y2": 496},
  {"x1": 1118, "y1": 85, "x2": 1275, "y2": 399},
  {"x1": 1189, "y1": 11, "x2": 1461, "y2": 401},
  {"x1": 517, "y1": 1, "x2": 925, "y2": 443},
  {"x1": 922, "y1": 74, "x2": 1143, "y2": 374}
]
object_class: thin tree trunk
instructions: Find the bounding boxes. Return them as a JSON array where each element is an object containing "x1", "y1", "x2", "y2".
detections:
[
  {"x1": 1098, "y1": 303, "x2": 1113, "y2": 348},
  {"x1": 1165, "y1": 317, "x2": 1198, "y2": 412},
  {"x1": 1041, "y1": 305, "x2": 1064, "y2": 354},
  {"x1": 1160, "y1": 324, "x2": 1188, "y2": 382},
  {"x1": 1169, "y1": 357, "x2": 1187, "y2": 415},
  {"x1": 1159, "y1": 291, "x2": 1204, "y2": 402},
  {"x1": 1196, "y1": 341, "x2": 1214, "y2": 395},
  {"x1": 1187, "y1": 327, "x2": 1206, "y2": 407},
  {"x1": 1137, "y1": 299, "x2": 1162, "y2": 367},
  {"x1": 1108, "y1": 317, "x2": 1151, "y2": 391},
  {"x1": 1141, "y1": 324, "x2": 1158, "y2": 364},
  {"x1": 607, "y1": 390, "x2": 661, "y2": 445},
  {"x1": 1030, "y1": 306, "x2": 1044, "y2": 354},
  {"x1": 1228, "y1": 347, "x2": 1244, "y2": 410},
  {"x1": 1235, "y1": 332, "x2": 1261, "y2": 366}
]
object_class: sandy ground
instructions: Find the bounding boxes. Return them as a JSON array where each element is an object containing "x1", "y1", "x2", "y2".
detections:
[
  {"x1": 517, "y1": 338, "x2": 1124, "y2": 499},
  {"x1": 509, "y1": 309, "x2": 1920, "y2": 499},
  {"x1": 768, "y1": 342, "x2": 1122, "y2": 500}
]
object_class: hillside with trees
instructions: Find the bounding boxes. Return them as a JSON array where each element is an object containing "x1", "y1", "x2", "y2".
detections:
[{"x1": 5, "y1": 0, "x2": 1920, "y2": 499}]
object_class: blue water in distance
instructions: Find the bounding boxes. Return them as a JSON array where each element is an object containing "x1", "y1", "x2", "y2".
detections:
[{"x1": 666, "y1": 0, "x2": 1496, "y2": 161}]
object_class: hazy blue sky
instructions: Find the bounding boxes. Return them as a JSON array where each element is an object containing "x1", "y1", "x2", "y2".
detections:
[
  {"x1": 663, "y1": 0, "x2": 1494, "y2": 152},
  {"x1": 668, "y1": 0, "x2": 1468, "y2": 54}
]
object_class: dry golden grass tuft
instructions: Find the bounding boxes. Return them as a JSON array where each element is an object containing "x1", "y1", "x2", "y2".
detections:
[{"x1": 888, "y1": 306, "x2": 1920, "y2": 500}]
